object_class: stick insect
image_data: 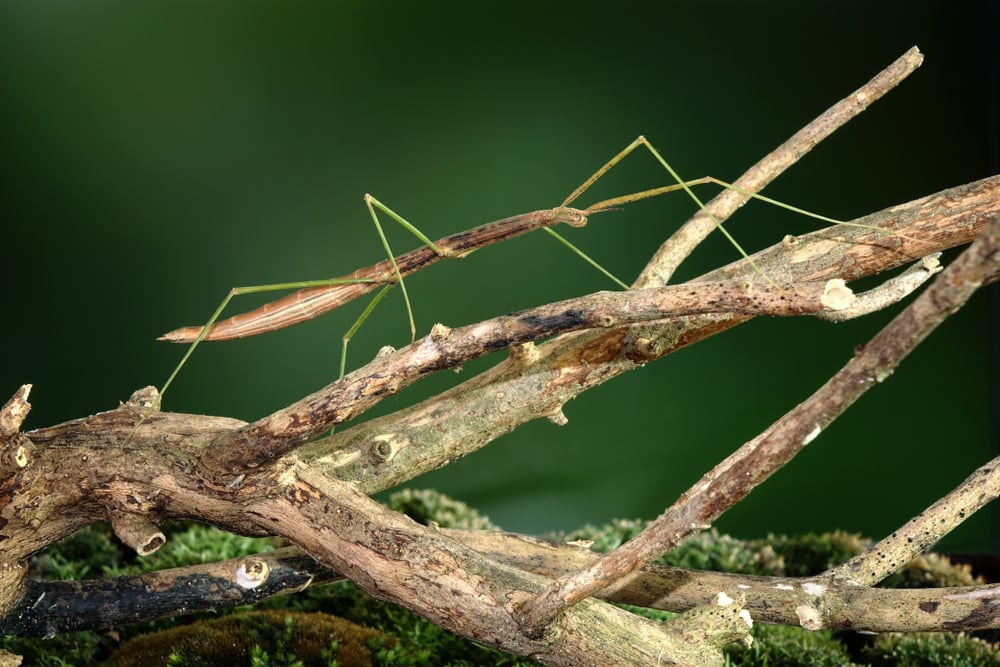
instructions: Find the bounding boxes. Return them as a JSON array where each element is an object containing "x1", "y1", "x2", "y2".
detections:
[{"x1": 158, "y1": 136, "x2": 870, "y2": 397}]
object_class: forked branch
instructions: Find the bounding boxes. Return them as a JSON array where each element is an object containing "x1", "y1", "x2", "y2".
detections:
[
  {"x1": 292, "y1": 175, "x2": 996, "y2": 493},
  {"x1": 3, "y1": 46, "x2": 998, "y2": 666},
  {"x1": 636, "y1": 46, "x2": 925, "y2": 287},
  {"x1": 517, "y1": 213, "x2": 1000, "y2": 635}
]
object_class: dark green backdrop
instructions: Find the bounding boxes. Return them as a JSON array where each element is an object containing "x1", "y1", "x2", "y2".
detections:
[{"x1": 2, "y1": 2, "x2": 994, "y2": 550}]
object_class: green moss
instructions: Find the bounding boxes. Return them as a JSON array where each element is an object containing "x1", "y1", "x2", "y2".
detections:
[
  {"x1": 561, "y1": 518, "x2": 647, "y2": 554},
  {"x1": 277, "y1": 580, "x2": 540, "y2": 666},
  {"x1": 101, "y1": 611, "x2": 392, "y2": 667},
  {"x1": 863, "y1": 632, "x2": 1000, "y2": 666},
  {"x1": 385, "y1": 489, "x2": 498, "y2": 531},
  {"x1": 29, "y1": 524, "x2": 129, "y2": 580},
  {"x1": 562, "y1": 522, "x2": 786, "y2": 576},
  {"x1": 9, "y1": 492, "x2": 1000, "y2": 666},
  {"x1": 666, "y1": 530, "x2": 786, "y2": 576},
  {"x1": 116, "y1": 521, "x2": 279, "y2": 575},
  {"x1": 882, "y1": 553, "x2": 982, "y2": 589},
  {"x1": 29, "y1": 521, "x2": 280, "y2": 582},
  {"x1": 2, "y1": 631, "x2": 110, "y2": 666},
  {"x1": 748, "y1": 531, "x2": 868, "y2": 577},
  {"x1": 724, "y1": 625, "x2": 862, "y2": 667}
]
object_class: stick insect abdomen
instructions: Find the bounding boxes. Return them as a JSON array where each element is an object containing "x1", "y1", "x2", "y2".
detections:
[{"x1": 159, "y1": 207, "x2": 588, "y2": 343}]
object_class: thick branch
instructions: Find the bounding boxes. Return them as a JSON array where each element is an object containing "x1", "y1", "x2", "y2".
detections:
[
  {"x1": 241, "y1": 464, "x2": 748, "y2": 666},
  {"x1": 4, "y1": 408, "x2": 748, "y2": 664},
  {"x1": 517, "y1": 212, "x2": 1000, "y2": 634},
  {"x1": 297, "y1": 175, "x2": 995, "y2": 491},
  {"x1": 203, "y1": 278, "x2": 854, "y2": 473},
  {"x1": 1, "y1": 46, "x2": 993, "y2": 665},
  {"x1": 12, "y1": 524, "x2": 1000, "y2": 637}
]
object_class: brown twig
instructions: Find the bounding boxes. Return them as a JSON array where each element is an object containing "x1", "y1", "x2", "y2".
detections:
[
  {"x1": 199, "y1": 171, "x2": 1000, "y2": 477},
  {"x1": 516, "y1": 212, "x2": 1000, "y2": 637},
  {"x1": 295, "y1": 175, "x2": 994, "y2": 492},
  {"x1": 817, "y1": 253, "x2": 942, "y2": 320},
  {"x1": 201, "y1": 278, "x2": 853, "y2": 472},
  {"x1": 636, "y1": 46, "x2": 924, "y2": 287},
  {"x1": 0, "y1": 385, "x2": 32, "y2": 476},
  {"x1": 830, "y1": 456, "x2": 1000, "y2": 587}
]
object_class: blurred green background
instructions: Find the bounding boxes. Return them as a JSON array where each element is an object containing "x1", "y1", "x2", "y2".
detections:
[{"x1": 2, "y1": 2, "x2": 994, "y2": 550}]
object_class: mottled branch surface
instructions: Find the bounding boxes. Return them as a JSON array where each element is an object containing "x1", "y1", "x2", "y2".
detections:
[{"x1": 3, "y1": 48, "x2": 999, "y2": 666}]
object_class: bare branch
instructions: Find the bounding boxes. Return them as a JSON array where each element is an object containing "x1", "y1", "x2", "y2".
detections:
[
  {"x1": 14, "y1": 523, "x2": 1000, "y2": 637},
  {"x1": 0, "y1": 547, "x2": 332, "y2": 637},
  {"x1": 3, "y1": 46, "x2": 996, "y2": 665},
  {"x1": 517, "y1": 213, "x2": 1000, "y2": 635},
  {"x1": 636, "y1": 46, "x2": 924, "y2": 287},
  {"x1": 829, "y1": 453, "x2": 1000, "y2": 587},
  {"x1": 0, "y1": 386, "x2": 32, "y2": 477},
  {"x1": 0, "y1": 386, "x2": 31, "y2": 439},
  {"x1": 296, "y1": 176, "x2": 995, "y2": 492},
  {"x1": 241, "y1": 464, "x2": 747, "y2": 666},
  {"x1": 817, "y1": 253, "x2": 942, "y2": 321},
  {"x1": 202, "y1": 278, "x2": 852, "y2": 473},
  {"x1": 703, "y1": 175, "x2": 1000, "y2": 284},
  {"x1": 455, "y1": 530, "x2": 1000, "y2": 633}
]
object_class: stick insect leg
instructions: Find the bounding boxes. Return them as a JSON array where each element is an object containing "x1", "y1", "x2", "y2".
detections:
[
  {"x1": 540, "y1": 136, "x2": 731, "y2": 287},
  {"x1": 159, "y1": 276, "x2": 381, "y2": 397},
  {"x1": 548, "y1": 136, "x2": 893, "y2": 288},
  {"x1": 363, "y1": 194, "x2": 447, "y2": 346},
  {"x1": 160, "y1": 197, "x2": 450, "y2": 399},
  {"x1": 695, "y1": 177, "x2": 919, "y2": 241},
  {"x1": 345, "y1": 194, "x2": 457, "y2": 378}
]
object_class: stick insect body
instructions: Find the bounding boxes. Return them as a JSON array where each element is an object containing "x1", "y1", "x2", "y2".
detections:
[
  {"x1": 158, "y1": 136, "x2": 872, "y2": 397},
  {"x1": 159, "y1": 206, "x2": 591, "y2": 344}
]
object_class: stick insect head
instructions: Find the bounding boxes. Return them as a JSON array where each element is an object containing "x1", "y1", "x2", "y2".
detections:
[{"x1": 552, "y1": 207, "x2": 590, "y2": 228}]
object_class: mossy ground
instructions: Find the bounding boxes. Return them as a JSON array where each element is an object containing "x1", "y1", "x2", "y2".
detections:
[{"x1": 4, "y1": 490, "x2": 996, "y2": 666}]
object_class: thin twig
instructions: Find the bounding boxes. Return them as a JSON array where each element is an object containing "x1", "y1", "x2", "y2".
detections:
[
  {"x1": 816, "y1": 253, "x2": 942, "y2": 321},
  {"x1": 635, "y1": 46, "x2": 924, "y2": 288},
  {"x1": 829, "y1": 453, "x2": 1000, "y2": 586},
  {"x1": 0, "y1": 385, "x2": 31, "y2": 438},
  {"x1": 516, "y1": 214, "x2": 1000, "y2": 637},
  {"x1": 291, "y1": 176, "x2": 994, "y2": 492},
  {"x1": 202, "y1": 279, "x2": 852, "y2": 472}
]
